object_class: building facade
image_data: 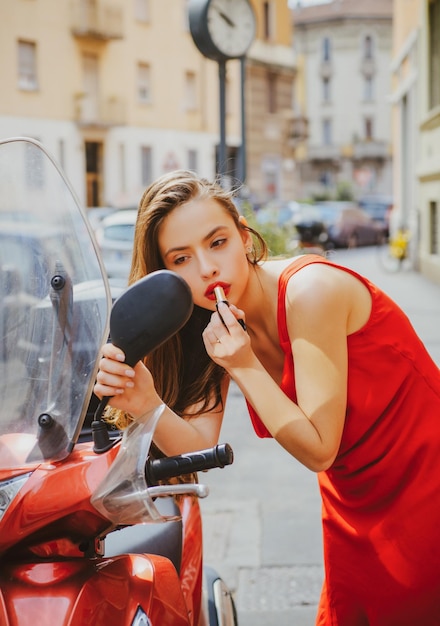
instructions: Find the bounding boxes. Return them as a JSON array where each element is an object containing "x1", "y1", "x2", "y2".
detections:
[
  {"x1": 292, "y1": 0, "x2": 393, "y2": 202},
  {"x1": 391, "y1": 0, "x2": 440, "y2": 284},
  {"x1": 244, "y1": 1, "x2": 298, "y2": 204},
  {"x1": 0, "y1": 0, "x2": 297, "y2": 211}
]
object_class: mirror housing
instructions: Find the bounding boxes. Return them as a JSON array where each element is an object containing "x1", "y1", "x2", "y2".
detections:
[{"x1": 110, "y1": 270, "x2": 194, "y2": 366}]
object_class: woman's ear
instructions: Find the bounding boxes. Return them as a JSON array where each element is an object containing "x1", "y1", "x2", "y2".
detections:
[{"x1": 238, "y1": 215, "x2": 253, "y2": 249}]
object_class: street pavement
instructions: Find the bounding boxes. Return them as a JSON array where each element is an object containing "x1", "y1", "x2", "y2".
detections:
[{"x1": 200, "y1": 246, "x2": 440, "y2": 626}]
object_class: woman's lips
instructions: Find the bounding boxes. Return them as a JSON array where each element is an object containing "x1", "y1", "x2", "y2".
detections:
[{"x1": 205, "y1": 282, "x2": 230, "y2": 300}]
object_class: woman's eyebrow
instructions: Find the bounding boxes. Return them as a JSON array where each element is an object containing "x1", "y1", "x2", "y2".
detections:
[{"x1": 163, "y1": 226, "x2": 228, "y2": 257}]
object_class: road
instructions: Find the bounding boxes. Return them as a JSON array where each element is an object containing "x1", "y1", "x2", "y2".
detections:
[{"x1": 200, "y1": 246, "x2": 440, "y2": 626}]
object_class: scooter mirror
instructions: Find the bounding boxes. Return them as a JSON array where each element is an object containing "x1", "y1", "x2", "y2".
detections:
[
  {"x1": 109, "y1": 270, "x2": 194, "y2": 367},
  {"x1": 92, "y1": 270, "x2": 193, "y2": 451}
]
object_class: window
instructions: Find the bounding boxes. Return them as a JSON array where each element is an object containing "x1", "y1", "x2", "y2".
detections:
[
  {"x1": 322, "y1": 77, "x2": 331, "y2": 102},
  {"x1": 58, "y1": 139, "x2": 65, "y2": 171},
  {"x1": 268, "y1": 73, "x2": 277, "y2": 114},
  {"x1": 134, "y1": 0, "x2": 150, "y2": 22},
  {"x1": 365, "y1": 117, "x2": 373, "y2": 140},
  {"x1": 119, "y1": 143, "x2": 126, "y2": 193},
  {"x1": 184, "y1": 71, "x2": 197, "y2": 111},
  {"x1": 141, "y1": 146, "x2": 152, "y2": 186},
  {"x1": 137, "y1": 62, "x2": 151, "y2": 103},
  {"x1": 320, "y1": 170, "x2": 333, "y2": 187},
  {"x1": 25, "y1": 137, "x2": 44, "y2": 188},
  {"x1": 18, "y1": 40, "x2": 38, "y2": 90},
  {"x1": 187, "y1": 149, "x2": 198, "y2": 172},
  {"x1": 263, "y1": 2, "x2": 274, "y2": 40},
  {"x1": 363, "y1": 35, "x2": 373, "y2": 59},
  {"x1": 322, "y1": 118, "x2": 332, "y2": 145},
  {"x1": 430, "y1": 201, "x2": 439, "y2": 254},
  {"x1": 429, "y1": 0, "x2": 440, "y2": 109},
  {"x1": 322, "y1": 37, "x2": 331, "y2": 62}
]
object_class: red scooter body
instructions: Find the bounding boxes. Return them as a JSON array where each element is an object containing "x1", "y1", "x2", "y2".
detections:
[{"x1": 0, "y1": 137, "x2": 236, "y2": 626}]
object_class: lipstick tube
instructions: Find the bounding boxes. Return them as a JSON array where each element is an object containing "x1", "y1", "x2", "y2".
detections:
[{"x1": 214, "y1": 286, "x2": 247, "y2": 331}]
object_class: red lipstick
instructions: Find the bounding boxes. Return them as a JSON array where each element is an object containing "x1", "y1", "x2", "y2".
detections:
[{"x1": 214, "y1": 286, "x2": 246, "y2": 331}]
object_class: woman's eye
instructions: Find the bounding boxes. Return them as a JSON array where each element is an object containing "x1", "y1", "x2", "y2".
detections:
[
  {"x1": 174, "y1": 255, "x2": 188, "y2": 265},
  {"x1": 212, "y1": 237, "x2": 226, "y2": 248}
]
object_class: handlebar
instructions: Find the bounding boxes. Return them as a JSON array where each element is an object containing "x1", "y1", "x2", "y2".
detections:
[{"x1": 145, "y1": 443, "x2": 234, "y2": 485}]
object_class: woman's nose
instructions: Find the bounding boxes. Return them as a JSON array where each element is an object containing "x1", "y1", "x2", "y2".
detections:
[{"x1": 198, "y1": 253, "x2": 218, "y2": 278}]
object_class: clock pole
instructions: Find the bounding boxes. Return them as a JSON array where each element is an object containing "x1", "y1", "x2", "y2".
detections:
[
  {"x1": 218, "y1": 60, "x2": 227, "y2": 183},
  {"x1": 188, "y1": 0, "x2": 256, "y2": 186}
]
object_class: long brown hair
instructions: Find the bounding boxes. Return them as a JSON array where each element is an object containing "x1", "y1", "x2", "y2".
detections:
[{"x1": 106, "y1": 170, "x2": 267, "y2": 430}]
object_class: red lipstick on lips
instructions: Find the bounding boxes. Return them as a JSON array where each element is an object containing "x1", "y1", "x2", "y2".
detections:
[
  {"x1": 205, "y1": 282, "x2": 229, "y2": 300},
  {"x1": 214, "y1": 286, "x2": 247, "y2": 331}
]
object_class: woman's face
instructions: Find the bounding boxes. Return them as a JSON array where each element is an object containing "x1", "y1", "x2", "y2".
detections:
[{"x1": 158, "y1": 197, "x2": 252, "y2": 311}]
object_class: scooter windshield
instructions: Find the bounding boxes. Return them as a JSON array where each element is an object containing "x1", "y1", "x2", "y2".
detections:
[{"x1": 0, "y1": 138, "x2": 111, "y2": 469}]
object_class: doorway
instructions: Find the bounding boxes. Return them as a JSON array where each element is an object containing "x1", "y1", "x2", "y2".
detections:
[{"x1": 85, "y1": 141, "x2": 102, "y2": 207}]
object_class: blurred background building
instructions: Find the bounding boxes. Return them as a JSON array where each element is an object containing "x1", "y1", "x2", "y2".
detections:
[
  {"x1": 0, "y1": 0, "x2": 297, "y2": 209},
  {"x1": 391, "y1": 0, "x2": 440, "y2": 282},
  {"x1": 292, "y1": 0, "x2": 393, "y2": 201},
  {"x1": 0, "y1": 0, "x2": 439, "y2": 282}
]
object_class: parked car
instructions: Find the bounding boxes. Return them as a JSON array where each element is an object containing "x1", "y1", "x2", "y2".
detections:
[
  {"x1": 315, "y1": 201, "x2": 385, "y2": 248},
  {"x1": 86, "y1": 206, "x2": 117, "y2": 232},
  {"x1": 291, "y1": 204, "x2": 330, "y2": 249},
  {"x1": 95, "y1": 209, "x2": 137, "y2": 279},
  {"x1": 254, "y1": 200, "x2": 302, "y2": 228},
  {"x1": 358, "y1": 195, "x2": 393, "y2": 238}
]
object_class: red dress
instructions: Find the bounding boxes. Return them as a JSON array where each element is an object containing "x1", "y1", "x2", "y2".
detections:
[{"x1": 247, "y1": 255, "x2": 440, "y2": 625}]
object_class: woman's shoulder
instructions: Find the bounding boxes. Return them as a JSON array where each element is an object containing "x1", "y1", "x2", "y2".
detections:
[{"x1": 263, "y1": 254, "x2": 338, "y2": 283}]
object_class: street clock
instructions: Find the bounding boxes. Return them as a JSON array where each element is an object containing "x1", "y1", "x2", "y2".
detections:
[{"x1": 189, "y1": 0, "x2": 256, "y2": 62}]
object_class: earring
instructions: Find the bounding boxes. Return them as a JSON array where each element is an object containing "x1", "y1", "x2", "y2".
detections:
[{"x1": 246, "y1": 246, "x2": 252, "y2": 254}]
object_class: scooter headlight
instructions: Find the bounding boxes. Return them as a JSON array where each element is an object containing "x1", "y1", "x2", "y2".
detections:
[
  {"x1": 131, "y1": 606, "x2": 151, "y2": 626},
  {"x1": 0, "y1": 473, "x2": 31, "y2": 522}
]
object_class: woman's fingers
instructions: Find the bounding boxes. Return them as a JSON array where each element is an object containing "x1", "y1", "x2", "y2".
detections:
[
  {"x1": 101, "y1": 342, "x2": 126, "y2": 362},
  {"x1": 94, "y1": 344, "x2": 135, "y2": 398}
]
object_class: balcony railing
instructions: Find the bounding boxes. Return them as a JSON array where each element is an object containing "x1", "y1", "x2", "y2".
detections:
[
  {"x1": 70, "y1": 0, "x2": 123, "y2": 40},
  {"x1": 353, "y1": 140, "x2": 388, "y2": 160},
  {"x1": 73, "y1": 93, "x2": 126, "y2": 126},
  {"x1": 307, "y1": 144, "x2": 341, "y2": 161}
]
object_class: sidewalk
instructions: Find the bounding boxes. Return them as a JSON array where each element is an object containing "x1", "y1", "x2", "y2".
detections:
[{"x1": 201, "y1": 247, "x2": 440, "y2": 626}]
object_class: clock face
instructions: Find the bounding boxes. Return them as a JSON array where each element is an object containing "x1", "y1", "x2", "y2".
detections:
[{"x1": 206, "y1": 0, "x2": 256, "y2": 59}]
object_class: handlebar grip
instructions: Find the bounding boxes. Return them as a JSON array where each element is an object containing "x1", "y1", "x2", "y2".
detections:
[{"x1": 145, "y1": 443, "x2": 234, "y2": 485}]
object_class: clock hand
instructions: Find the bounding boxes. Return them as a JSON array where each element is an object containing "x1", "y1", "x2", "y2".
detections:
[{"x1": 214, "y1": 8, "x2": 235, "y2": 28}]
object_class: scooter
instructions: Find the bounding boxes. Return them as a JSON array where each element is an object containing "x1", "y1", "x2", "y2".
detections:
[{"x1": 0, "y1": 137, "x2": 237, "y2": 626}]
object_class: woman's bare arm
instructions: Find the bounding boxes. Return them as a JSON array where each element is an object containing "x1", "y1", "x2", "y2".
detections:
[
  {"x1": 203, "y1": 264, "x2": 357, "y2": 471},
  {"x1": 94, "y1": 344, "x2": 228, "y2": 456}
]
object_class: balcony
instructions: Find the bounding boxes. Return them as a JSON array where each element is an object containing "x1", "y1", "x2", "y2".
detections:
[
  {"x1": 71, "y1": 0, "x2": 123, "y2": 40},
  {"x1": 353, "y1": 140, "x2": 388, "y2": 160},
  {"x1": 307, "y1": 144, "x2": 341, "y2": 162},
  {"x1": 73, "y1": 93, "x2": 126, "y2": 126}
]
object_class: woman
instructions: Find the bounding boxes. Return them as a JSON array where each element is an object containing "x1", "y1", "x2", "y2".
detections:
[{"x1": 95, "y1": 170, "x2": 440, "y2": 626}]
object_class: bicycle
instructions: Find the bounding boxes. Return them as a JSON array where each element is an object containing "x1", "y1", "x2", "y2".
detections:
[{"x1": 377, "y1": 228, "x2": 412, "y2": 272}]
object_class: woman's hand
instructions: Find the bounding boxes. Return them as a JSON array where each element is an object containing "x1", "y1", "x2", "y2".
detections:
[
  {"x1": 94, "y1": 343, "x2": 161, "y2": 418},
  {"x1": 203, "y1": 302, "x2": 255, "y2": 371}
]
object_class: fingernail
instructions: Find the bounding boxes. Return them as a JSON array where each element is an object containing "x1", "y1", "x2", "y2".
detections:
[
  {"x1": 126, "y1": 381, "x2": 134, "y2": 388},
  {"x1": 116, "y1": 354, "x2": 125, "y2": 362},
  {"x1": 125, "y1": 369, "x2": 135, "y2": 378}
]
